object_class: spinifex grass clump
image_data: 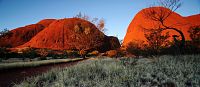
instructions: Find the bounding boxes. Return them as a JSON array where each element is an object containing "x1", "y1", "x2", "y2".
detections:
[{"x1": 14, "y1": 55, "x2": 200, "y2": 87}]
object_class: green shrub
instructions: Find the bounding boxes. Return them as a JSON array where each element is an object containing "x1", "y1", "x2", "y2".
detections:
[
  {"x1": 126, "y1": 41, "x2": 148, "y2": 57},
  {"x1": 21, "y1": 48, "x2": 38, "y2": 59},
  {"x1": 60, "y1": 51, "x2": 68, "y2": 59},
  {"x1": 0, "y1": 47, "x2": 9, "y2": 59},
  {"x1": 66, "y1": 50, "x2": 79, "y2": 58}
]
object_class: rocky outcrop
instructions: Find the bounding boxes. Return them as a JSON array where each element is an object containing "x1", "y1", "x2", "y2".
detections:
[
  {"x1": 0, "y1": 24, "x2": 45, "y2": 47},
  {"x1": 122, "y1": 7, "x2": 200, "y2": 46},
  {"x1": 37, "y1": 19, "x2": 56, "y2": 27},
  {"x1": 0, "y1": 19, "x2": 56, "y2": 48},
  {"x1": 19, "y1": 18, "x2": 120, "y2": 52}
]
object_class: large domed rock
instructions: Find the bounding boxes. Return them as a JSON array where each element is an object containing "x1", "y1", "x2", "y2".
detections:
[
  {"x1": 37, "y1": 19, "x2": 56, "y2": 27},
  {"x1": 0, "y1": 24, "x2": 45, "y2": 47},
  {"x1": 123, "y1": 7, "x2": 200, "y2": 46},
  {"x1": 20, "y1": 18, "x2": 120, "y2": 52}
]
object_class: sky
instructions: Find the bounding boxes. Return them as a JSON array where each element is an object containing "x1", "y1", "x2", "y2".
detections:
[{"x1": 0, "y1": 0, "x2": 199, "y2": 40}]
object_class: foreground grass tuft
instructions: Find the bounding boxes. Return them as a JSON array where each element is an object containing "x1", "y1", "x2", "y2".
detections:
[{"x1": 14, "y1": 55, "x2": 200, "y2": 87}]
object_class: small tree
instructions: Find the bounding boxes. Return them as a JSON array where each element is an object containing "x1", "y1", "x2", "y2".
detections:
[
  {"x1": 74, "y1": 12, "x2": 90, "y2": 21},
  {"x1": 0, "y1": 28, "x2": 9, "y2": 35},
  {"x1": 96, "y1": 18, "x2": 106, "y2": 33},
  {"x1": 188, "y1": 26, "x2": 200, "y2": 46},
  {"x1": 21, "y1": 47, "x2": 37, "y2": 59},
  {"x1": 0, "y1": 28, "x2": 11, "y2": 38},
  {"x1": 74, "y1": 12, "x2": 107, "y2": 33},
  {"x1": 126, "y1": 40, "x2": 146, "y2": 57},
  {"x1": 37, "y1": 49, "x2": 49, "y2": 60},
  {"x1": 142, "y1": 0, "x2": 185, "y2": 51},
  {"x1": 144, "y1": 29, "x2": 170, "y2": 55}
]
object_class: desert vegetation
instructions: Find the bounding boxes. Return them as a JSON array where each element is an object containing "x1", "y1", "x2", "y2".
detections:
[
  {"x1": 142, "y1": 0, "x2": 185, "y2": 48},
  {"x1": 0, "y1": 28, "x2": 10, "y2": 37},
  {"x1": 126, "y1": 25, "x2": 200, "y2": 56},
  {"x1": 0, "y1": 58, "x2": 82, "y2": 70},
  {"x1": 125, "y1": 0, "x2": 200, "y2": 57},
  {"x1": 74, "y1": 12, "x2": 107, "y2": 33},
  {"x1": 14, "y1": 55, "x2": 200, "y2": 87}
]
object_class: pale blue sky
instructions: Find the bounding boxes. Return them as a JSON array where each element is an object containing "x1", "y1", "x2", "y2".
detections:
[{"x1": 0, "y1": 0, "x2": 199, "y2": 39}]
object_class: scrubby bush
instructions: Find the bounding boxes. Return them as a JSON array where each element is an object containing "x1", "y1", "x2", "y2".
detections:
[
  {"x1": 88, "y1": 50, "x2": 99, "y2": 56},
  {"x1": 79, "y1": 50, "x2": 87, "y2": 58},
  {"x1": 37, "y1": 49, "x2": 49, "y2": 60},
  {"x1": 188, "y1": 25, "x2": 200, "y2": 46},
  {"x1": 74, "y1": 12, "x2": 107, "y2": 33},
  {"x1": 0, "y1": 28, "x2": 11, "y2": 38},
  {"x1": 116, "y1": 49, "x2": 127, "y2": 57},
  {"x1": 0, "y1": 47, "x2": 9, "y2": 59},
  {"x1": 49, "y1": 53, "x2": 59, "y2": 59},
  {"x1": 126, "y1": 41, "x2": 148, "y2": 57},
  {"x1": 106, "y1": 50, "x2": 118, "y2": 58},
  {"x1": 61, "y1": 51, "x2": 68, "y2": 59},
  {"x1": 15, "y1": 55, "x2": 200, "y2": 87},
  {"x1": 66, "y1": 50, "x2": 79, "y2": 58},
  {"x1": 21, "y1": 47, "x2": 38, "y2": 59},
  {"x1": 144, "y1": 30, "x2": 170, "y2": 55}
]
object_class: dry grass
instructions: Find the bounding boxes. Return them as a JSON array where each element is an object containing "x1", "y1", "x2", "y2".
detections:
[
  {"x1": 14, "y1": 55, "x2": 200, "y2": 87},
  {"x1": 0, "y1": 58, "x2": 82, "y2": 70}
]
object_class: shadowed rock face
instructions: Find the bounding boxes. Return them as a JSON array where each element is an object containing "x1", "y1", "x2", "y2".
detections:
[
  {"x1": 123, "y1": 7, "x2": 200, "y2": 46},
  {"x1": 0, "y1": 19, "x2": 56, "y2": 48},
  {"x1": 94, "y1": 36, "x2": 121, "y2": 52},
  {"x1": 106, "y1": 36, "x2": 121, "y2": 50},
  {"x1": 19, "y1": 18, "x2": 120, "y2": 52}
]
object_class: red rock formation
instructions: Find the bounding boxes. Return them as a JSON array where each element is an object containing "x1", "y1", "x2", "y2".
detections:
[
  {"x1": 106, "y1": 36, "x2": 120, "y2": 50},
  {"x1": 0, "y1": 24, "x2": 45, "y2": 47},
  {"x1": 37, "y1": 19, "x2": 56, "y2": 27},
  {"x1": 123, "y1": 7, "x2": 200, "y2": 46},
  {"x1": 185, "y1": 14, "x2": 200, "y2": 26},
  {"x1": 0, "y1": 19, "x2": 56, "y2": 48},
  {"x1": 20, "y1": 18, "x2": 120, "y2": 52}
]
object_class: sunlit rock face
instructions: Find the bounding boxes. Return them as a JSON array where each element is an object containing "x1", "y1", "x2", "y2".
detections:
[
  {"x1": 123, "y1": 7, "x2": 200, "y2": 46},
  {"x1": 37, "y1": 19, "x2": 57, "y2": 27},
  {"x1": 0, "y1": 19, "x2": 56, "y2": 48},
  {"x1": 19, "y1": 18, "x2": 120, "y2": 52},
  {"x1": 0, "y1": 24, "x2": 45, "y2": 47}
]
